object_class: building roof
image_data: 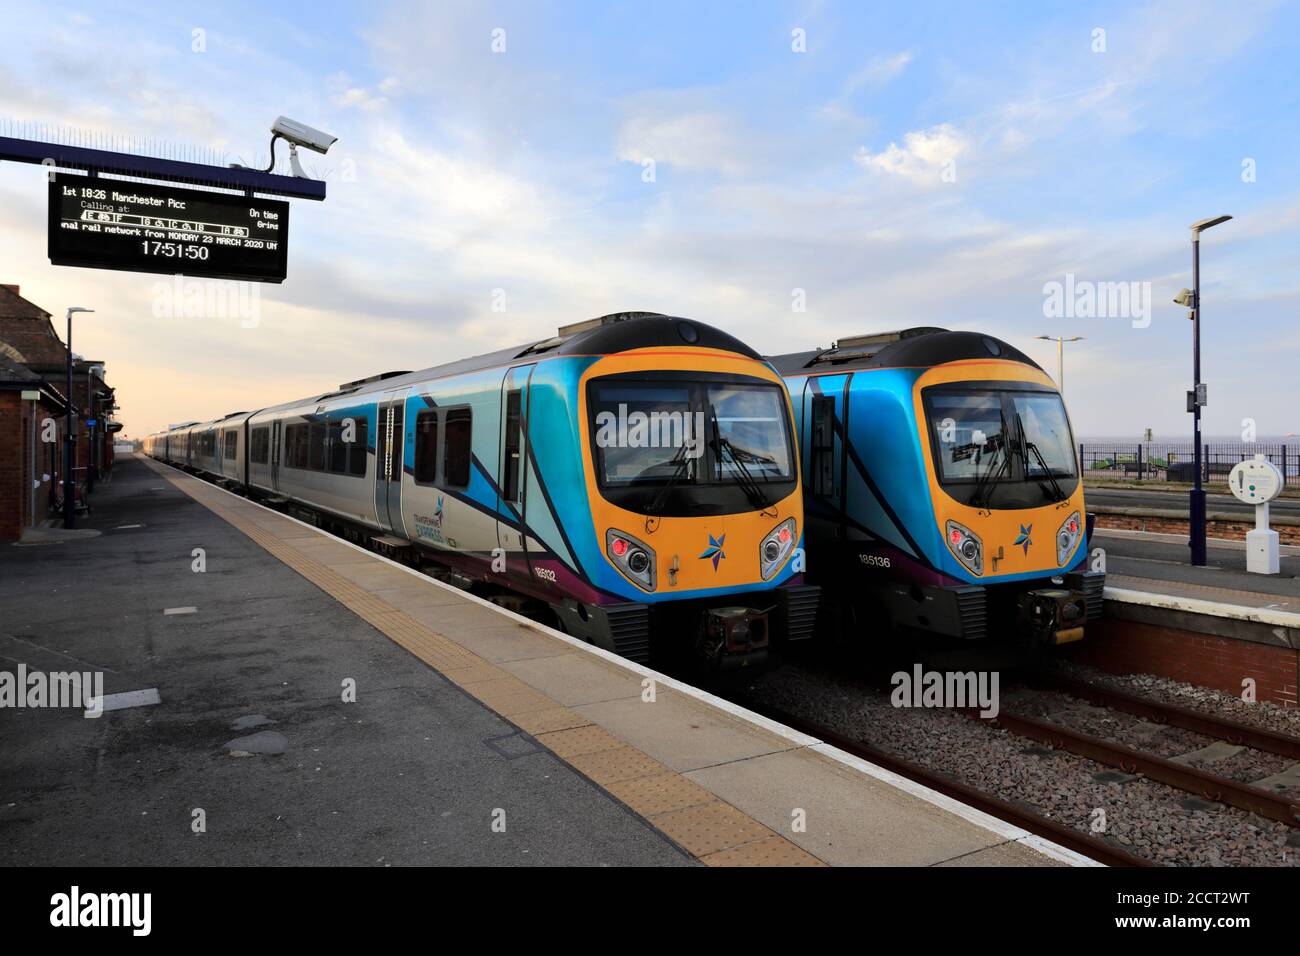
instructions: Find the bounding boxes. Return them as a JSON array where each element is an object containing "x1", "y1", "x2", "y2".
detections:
[
  {"x1": 0, "y1": 350, "x2": 39, "y2": 382},
  {"x1": 0, "y1": 284, "x2": 69, "y2": 368},
  {"x1": 0, "y1": 350, "x2": 69, "y2": 410}
]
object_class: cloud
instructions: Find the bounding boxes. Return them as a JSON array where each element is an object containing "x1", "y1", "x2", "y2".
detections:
[
  {"x1": 853, "y1": 123, "x2": 968, "y2": 184},
  {"x1": 330, "y1": 74, "x2": 401, "y2": 112},
  {"x1": 616, "y1": 111, "x2": 746, "y2": 176},
  {"x1": 845, "y1": 51, "x2": 913, "y2": 93}
]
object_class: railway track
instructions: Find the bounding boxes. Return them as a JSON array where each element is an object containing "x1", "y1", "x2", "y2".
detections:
[
  {"x1": 739, "y1": 698, "x2": 1151, "y2": 868},
  {"x1": 978, "y1": 675, "x2": 1300, "y2": 829}
]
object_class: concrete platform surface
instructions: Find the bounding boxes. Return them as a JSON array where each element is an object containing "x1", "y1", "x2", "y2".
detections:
[
  {"x1": 1095, "y1": 529, "x2": 1300, "y2": 616},
  {"x1": 1, "y1": 458, "x2": 1082, "y2": 867}
]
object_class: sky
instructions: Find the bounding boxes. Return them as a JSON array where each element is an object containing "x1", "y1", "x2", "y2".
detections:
[{"x1": 1, "y1": 0, "x2": 1297, "y2": 439}]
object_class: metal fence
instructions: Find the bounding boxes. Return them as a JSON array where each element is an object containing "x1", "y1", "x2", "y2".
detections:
[{"x1": 1079, "y1": 443, "x2": 1293, "y2": 485}]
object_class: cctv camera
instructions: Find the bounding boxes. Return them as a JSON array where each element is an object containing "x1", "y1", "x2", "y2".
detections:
[
  {"x1": 1173, "y1": 288, "x2": 1195, "y2": 307},
  {"x1": 271, "y1": 116, "x2": 337, "y2": 155}
]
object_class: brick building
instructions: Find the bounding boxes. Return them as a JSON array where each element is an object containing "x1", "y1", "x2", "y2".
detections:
[
  {"x1": 0, "y1": 351, "x2": 68, "y2": 539},
  {"x1": 0, "y1": 284, "x2": 121, "y2": 540}
]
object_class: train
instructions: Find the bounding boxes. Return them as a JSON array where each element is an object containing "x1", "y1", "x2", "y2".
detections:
[
  {"x1": 145, "y1": 312, "x2": 819, "y2": 667},
  {"x1": 768, "y1": 327, "x2": 1104, "y2": 646}
]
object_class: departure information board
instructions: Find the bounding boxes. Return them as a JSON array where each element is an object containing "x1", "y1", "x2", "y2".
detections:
[{"x1": 48, "y1": 175, "x2": 289, "y2": 283}]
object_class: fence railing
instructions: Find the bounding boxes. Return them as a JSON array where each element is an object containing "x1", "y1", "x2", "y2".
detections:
[{"x1": 1079, "y1": 443, "x2": 1292, "y2": 485}]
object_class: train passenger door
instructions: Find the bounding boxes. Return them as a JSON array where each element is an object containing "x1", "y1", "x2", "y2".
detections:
[
  {"x1": 496, "y1": 366, "x2": 534, "y2": 563},
  {"x1": 374, "y1": 389, "x2": 409, "y2": 535},
  {"x1": 803, "y1": 374, "x2": 852, "y2": 537}
]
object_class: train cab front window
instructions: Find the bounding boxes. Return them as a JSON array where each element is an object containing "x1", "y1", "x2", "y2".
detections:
[
  {"x1": 589, "y1": 375, "x2": 796, "y2": 517},
  {"x1": 923, "y1": 385, "x2": 1078, "y2": 509}
]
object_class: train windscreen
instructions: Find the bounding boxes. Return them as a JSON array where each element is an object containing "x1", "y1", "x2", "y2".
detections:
[
  {"x1": 588, "y1": 375, "x2": 797, "y2": 516},
  {"x1": 923, "y1": 386, "x2": 1077, "y2": 508}
]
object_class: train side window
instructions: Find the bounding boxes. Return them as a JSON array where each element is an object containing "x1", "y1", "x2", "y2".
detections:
[
  {"x1": 348, "y1": 417, "x2": 368, "y2": 476},
  {"x1": 444, "y1": 407, "x2": 472, "y2": 488},
  {"x1": 224, "y1": 430, "x2": 237, "y2": 460},
  {"x1": 307, "y1": 423, "x2": 325, "y2": 471},
  {"x1": 327, "y1": 419, "x2": 347, "y2": 474},
  {"x1": 811, "y1": 396, "x2": 836, "y2": 497},
  {"x1": 414, "y1": 410, "x2": 439, "y2": 483},
  {"x1": 502, "y1": 390, "x2": 522, "y2": 503},
  {"x1": 287, "y1": 423, "x2": 309, "y2": 469},
  {"x1": 250, "y1": 427, "x2": 269, "y2": 464}
]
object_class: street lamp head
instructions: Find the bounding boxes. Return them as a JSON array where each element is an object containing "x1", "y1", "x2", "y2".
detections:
[
  {"x1": 1190, "y1": 215, "x2": 1232, "y2": 237},
  {"x1": 66, "y1": 307, "x2": 95, "y2": 316}
]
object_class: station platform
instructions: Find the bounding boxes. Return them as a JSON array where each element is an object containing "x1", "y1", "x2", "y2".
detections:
[
  {"x1": 1095, "y1": 527, "x2": 1300, "y2": 616},
  {"x1": 0, "y1": 457, "x2": 1083, "y2": 867},
  {"x1": 1071, "y1": 528, "x2": 1300, "y2": 708}
]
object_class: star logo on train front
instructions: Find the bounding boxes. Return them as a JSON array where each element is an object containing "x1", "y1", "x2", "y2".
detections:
[
  {"x1": 699, "y1": 533, "x2": 726, "y2": 571},
  {"x1": 1014, "y1": 523, "x2": 1033, "y2": 555}
]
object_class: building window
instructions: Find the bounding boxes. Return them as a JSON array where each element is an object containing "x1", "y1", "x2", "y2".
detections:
[
  {"x1": 444, "y1": 407, "x2": 472, "y2": 488},
  {"x1": 414, "y1": 410, "x2": 439, "y2": 483}
]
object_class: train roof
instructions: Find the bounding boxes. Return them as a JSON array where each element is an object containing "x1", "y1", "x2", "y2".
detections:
[
  {"x1": 207, "y1": 313, "x2": 763, "y2": 425},
  {"x1": 766, "y1": 327, "x2": 1043, "y2": 376}
]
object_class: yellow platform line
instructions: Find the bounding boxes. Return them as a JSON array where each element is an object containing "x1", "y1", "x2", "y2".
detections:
[{"x1": 143, "y1": 458, "x2": 824, "y2": 867}]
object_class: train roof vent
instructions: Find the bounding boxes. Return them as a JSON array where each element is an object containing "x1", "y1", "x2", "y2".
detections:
[
  {"x1": 808, "y1": 327, "x2": 948, "y2": 365},
  {"x1": 833, "y1": 327, "x2": 947, "y2": 350},
  {"x1": 337, "y1": 370, "x2": 413, "y2": 390},
  {"x1": 556, "y1": 311, "x2": 665, "y2": 338},
  {"x1": 221, "y1": 410, "x2": 249, "y2": 420},
  {"x1": 516, "y1": 335, "x2": 566, "y2": 357}
]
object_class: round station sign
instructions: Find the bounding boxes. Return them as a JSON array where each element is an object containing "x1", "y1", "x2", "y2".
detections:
[{"x1": 1227, "y1": 456, "x2": 1284, "y2": 505}]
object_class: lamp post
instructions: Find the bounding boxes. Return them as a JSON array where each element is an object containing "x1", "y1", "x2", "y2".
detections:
[
  {"x1": 1035, "y1": 335, "x2": 1084, "y2": 395},
  {"x1": 1183, "y1": 215, "x2": 1232, "y2": 567},
  {"x1": 63, "y1": 306, "x2": 94, "y2": 528}
]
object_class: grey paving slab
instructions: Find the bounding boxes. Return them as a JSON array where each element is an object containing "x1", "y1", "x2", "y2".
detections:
[
  {"x1": 685, "y1": 747, "x2": 1014, "y2": 866},
  {"x1": 0, "y1": 460, "x2": 691, "y2": 867}
]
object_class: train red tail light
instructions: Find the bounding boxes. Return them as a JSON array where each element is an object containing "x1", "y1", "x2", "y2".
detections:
[{"x1": 611, "y1": 537, "x2": 628, "y2": 557}]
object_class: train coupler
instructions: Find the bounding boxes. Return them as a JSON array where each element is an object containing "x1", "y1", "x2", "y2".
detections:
[
  {"x1": 696, "y1": 606, "x2": 770, "y2": 669},
  {"x1": 1018, "y1": 587, "x2": 1087, "y2": 645}
]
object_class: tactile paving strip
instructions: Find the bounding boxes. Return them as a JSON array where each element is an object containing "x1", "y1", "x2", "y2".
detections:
[{"x1": 144, "y1": 458, "x2": 825, "y2": 867}]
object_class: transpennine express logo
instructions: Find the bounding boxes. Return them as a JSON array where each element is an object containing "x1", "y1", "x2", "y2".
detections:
[
  {"x1": 699, "y1": 533, "x2": 727, "y2": 571},
  {"x1": 1014, "y1": 523, "x2": 1033, "y2": 555}
]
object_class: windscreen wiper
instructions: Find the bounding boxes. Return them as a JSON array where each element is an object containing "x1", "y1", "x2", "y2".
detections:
[
  {"x1": 709, "y1": 409, "x2": 774, "y2": 511},
  {"x1": 1014, "y1": 412, "x2": 1068, "y2": 504},
  {"x1": 644, "y1": 441, "x2": 694, "y2": 531},
  {"x1": 972, "y1": 407, "x2": 1012, "y2": 509}
]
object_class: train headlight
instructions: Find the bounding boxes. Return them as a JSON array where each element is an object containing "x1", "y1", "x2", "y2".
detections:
[
  {"x1": 1056, "y1": 511, "x2": 1082, "y2": 566},
  {"x1": 760, "y1": 518, "x2": 797, "y2": 580},
  {"x1": 607, "y1": 529, "x2": 656, "y2": 591},
  {"x1": 945, "y1": 520, "x2": 983, "y2": 575}
]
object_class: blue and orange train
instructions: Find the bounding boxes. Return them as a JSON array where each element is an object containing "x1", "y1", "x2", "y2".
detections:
[
  {"x1": 146, "y1": 313, "x2": 818, "y2": 665},
  {"x1": 768, "y1": 327, "x2": 1104, "y2": 645}
]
